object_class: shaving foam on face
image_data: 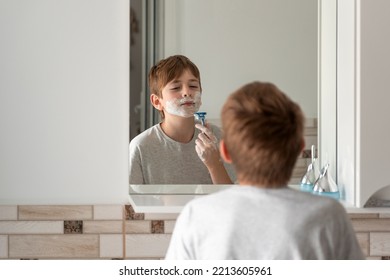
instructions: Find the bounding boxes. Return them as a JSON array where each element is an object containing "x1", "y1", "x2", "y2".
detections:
[{"x1": 165, "y1": 92, "x2": 202, "y2": 118}]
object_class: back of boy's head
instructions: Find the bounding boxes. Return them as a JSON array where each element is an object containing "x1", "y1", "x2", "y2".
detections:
[
  {"x1": 149, "y1": 55, "x2": 202, "y2": 98},
  {"x1": 221, "y1": 81, "x2": 304, "y2": 187}
]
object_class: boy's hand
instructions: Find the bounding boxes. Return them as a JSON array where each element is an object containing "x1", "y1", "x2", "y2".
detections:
[{"x1": 195, "y1": 123, "x2": 221, "y2": 168}]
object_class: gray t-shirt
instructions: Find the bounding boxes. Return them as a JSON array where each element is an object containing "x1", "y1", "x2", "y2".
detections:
[
  {"x1": 129, "y1": 123, "x2": 236, "y2": 184},
  {"x1": 165, "y1": 186, "x2": 365, "y2": 260}
]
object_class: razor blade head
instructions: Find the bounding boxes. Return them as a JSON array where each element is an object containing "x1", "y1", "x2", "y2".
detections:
[{"x1": 194, "y1": 112, "x2": 207, "y2": 125}]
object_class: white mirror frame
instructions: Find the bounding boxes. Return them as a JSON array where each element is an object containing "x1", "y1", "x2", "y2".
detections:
[{"x1": 318, "y1": 0, "x2": 337, "y2": 189}]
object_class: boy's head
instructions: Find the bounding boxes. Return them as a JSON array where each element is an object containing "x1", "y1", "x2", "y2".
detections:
[
  {"x1": 220, "y1": 81, "x2": 305, "y2": 187},
  {"x1": 149, "y1": 55, "x2": 202, "y2": 119}
]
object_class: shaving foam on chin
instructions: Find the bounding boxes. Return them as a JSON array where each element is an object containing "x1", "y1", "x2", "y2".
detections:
[{"x1": 165, "y1": 92, "x2": 202, "y2": 118}]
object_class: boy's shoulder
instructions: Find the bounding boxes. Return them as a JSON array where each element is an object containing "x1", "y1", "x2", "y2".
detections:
[{"x1": 129, "y1": 124, "x2": 161, "y2": 147}]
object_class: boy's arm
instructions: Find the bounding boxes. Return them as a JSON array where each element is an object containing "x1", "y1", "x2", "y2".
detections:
[
  {"x1": 195, "y1": 124, "x2": 233, "y2": 184},
  {"x1": 206, "y1": 160, "x2": 233, "y2": 184}
]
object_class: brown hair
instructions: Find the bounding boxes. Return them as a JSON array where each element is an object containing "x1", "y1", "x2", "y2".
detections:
[
  {"x1": 221, "y1": 81, "x2": 304, "y2": 187},
  {"x1": 148, "y1": 55, "x2": 202, "y2": 118}
]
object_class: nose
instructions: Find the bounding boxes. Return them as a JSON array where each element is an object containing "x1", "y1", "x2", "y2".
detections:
[{"x1": 182, "y1": 85, "x2": 193, "y2": 98}]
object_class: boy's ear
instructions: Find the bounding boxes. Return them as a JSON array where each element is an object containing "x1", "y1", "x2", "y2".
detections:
[
  {"x1": 219, "y1": 140, "x2": 232, "y2": 163},
  {"x1": 150, "y1": 93, "x2": 163, "y2": 111}
]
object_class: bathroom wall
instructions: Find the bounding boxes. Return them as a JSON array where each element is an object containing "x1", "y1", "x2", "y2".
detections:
[
  {"x1": 358, "y1": 0, "x2": 390, "y2": 202},
  {"x1": 163, "y1": 0, "x2": 318, "y2": 121},
  {"x1": 0, "y1": 0, "x2": 129, "y2": 204}
]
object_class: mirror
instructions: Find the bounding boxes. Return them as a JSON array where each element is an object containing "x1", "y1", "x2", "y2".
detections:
[{"x1": 130, "y1": 0, "x2": 319, "y2": 184}]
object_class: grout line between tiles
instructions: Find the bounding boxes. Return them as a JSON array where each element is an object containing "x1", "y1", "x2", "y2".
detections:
[
  {"x1": 368, "y1": 232, "x2": 371, "y2": 257},
  {"x1": 97, "y1": 232, "x2": 100, "y2": 259}
]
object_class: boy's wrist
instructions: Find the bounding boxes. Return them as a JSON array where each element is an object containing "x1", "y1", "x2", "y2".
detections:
[{"x1": 206, "y1": 158, "x2": 224, "y2": 172}]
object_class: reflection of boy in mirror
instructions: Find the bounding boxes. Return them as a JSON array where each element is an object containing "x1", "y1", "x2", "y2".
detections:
[
  {"x1": 129, "y1": 55, "x2": 235, "y2": 184},
  {"x1": 165, "y1": 81, "x2": 364, "y2": 259}
]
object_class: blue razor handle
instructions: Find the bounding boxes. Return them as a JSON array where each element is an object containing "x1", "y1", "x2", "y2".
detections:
[{"x1": 194, "y1": 112, "x2": 207, "y2": 126}]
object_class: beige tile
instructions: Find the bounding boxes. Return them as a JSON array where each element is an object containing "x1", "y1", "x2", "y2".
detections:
[
  {"x1": 305, "y1": 117, "x2": 317, "y2": 129},
  {"x1": 0, "y1": 221, "x2": 63, "y2": 234},
  {"x1": 351, "y1": 219, "x2": 390, "y2": 232},
  {"x1": 93, "y1": 205, "x2": 123, "y2": 220},
  {"x1": 125, "y1": 220, "x2": 151, "y2": 234},
  {"x1": 0, "y1": 235, "x2": 8, "y2": 258},
  {"x1": 370, "y1": 232, "x2": 390, "y2": 256},
  {"x1": 303, "y1": 136, "x2": 317, "y2": 150},
  {"x1": 304, "y1": 126, "x2": 318, "y2": 137},
  {"x1": 83, "y1": 221, "x2": 123, "y2": 234},
  {"x1": 291, "y1": 166, "x2": 306, "y2": 179},
  {"x1": 18, "y1": 206, "x2": 92, "y2": 220},
  {"x1": 144, "y1": 213, "x2": 179, "y2": 220},
  {"x1": 0, "y1": 206, "x2": 17, "y2": 220},
  {"x1": 379, "y1": 213, "x2": 390, "y2": 218},
  {"x1": 9, "y1": 235, "x2": 99, "y2": 259},
  {"x1": 100, "y1": 234, "x2": 123, "y2": 258},
  {"x1": 164, "y1": 221, "x2": 176, "y2": 234},
  {"x1": 348, "y1": 213, "x2": 379, "y2": 219},
  {"x1": 288, "y1": 178, "x2": 301, "y2": 185},
  {"x1": 295, "y1": 158, "x2": 308, "y2": 167},
  {"x1": 125, "y1": 234, "x2": 172, "y2": 258},
  {"x1": 355, "y1": 232, "x2": 369, "y2": 257}
]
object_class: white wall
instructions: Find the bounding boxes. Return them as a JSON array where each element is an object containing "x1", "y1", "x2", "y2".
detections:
[
  {"x1": 359, "y1": 0, "x2": 390, "y2": 203},
  {"x1": 337, "y1": 0, "x2": 390, "y2": 206},
  {"x1": 0, "y1": 0, "x2": 129, "y2": 204},
  {"x1": 163, "y1": 0, "x2": 318, "y2": 120}
]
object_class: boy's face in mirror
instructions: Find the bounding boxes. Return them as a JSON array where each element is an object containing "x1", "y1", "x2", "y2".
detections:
[{"x1": 159, "y1": 70, "x2": 202, "y2": 118}]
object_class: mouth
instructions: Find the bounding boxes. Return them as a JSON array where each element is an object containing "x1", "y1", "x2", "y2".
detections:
[{"x1": 180, "y1": 101, "x2": 195, "y2": 106}]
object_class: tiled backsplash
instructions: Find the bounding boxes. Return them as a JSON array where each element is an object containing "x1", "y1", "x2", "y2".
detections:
[
  {"x1": 0, "y1": 205, "x2": 177, "y2": 259},
  {"x1": 0, "y1": 205, "x2": 390, "y2": 259}
]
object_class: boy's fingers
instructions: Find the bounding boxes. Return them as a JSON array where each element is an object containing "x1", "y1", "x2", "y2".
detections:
[
  {"x1": 195, "y1": 139, "x2": 206, "y2": 149},
  {"x1": 198, "y1": 132, "x2": 212, "y2": 144},
  {"x1": 195, "y1": 124, "x2": 217, "y2": 144},
  {"x1": 195, "y1": 123, "x2": 209, "y2": 133}
]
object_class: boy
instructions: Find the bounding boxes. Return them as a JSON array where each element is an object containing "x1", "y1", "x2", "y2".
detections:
[
  {"x1": 165, "y1": 81, "x2": 364, "y2": 259},
  {"x1": 129, "y1": 55, "x2": 235, "y2": 184}
]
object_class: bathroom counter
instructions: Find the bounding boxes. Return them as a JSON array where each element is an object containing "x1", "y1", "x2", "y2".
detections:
[
  {"x1": 128, "y1": 184, "x2": 390, "y2": 214},
  {"x1": 128, "y1": 184, "x2": 229, "y2": 213}
]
